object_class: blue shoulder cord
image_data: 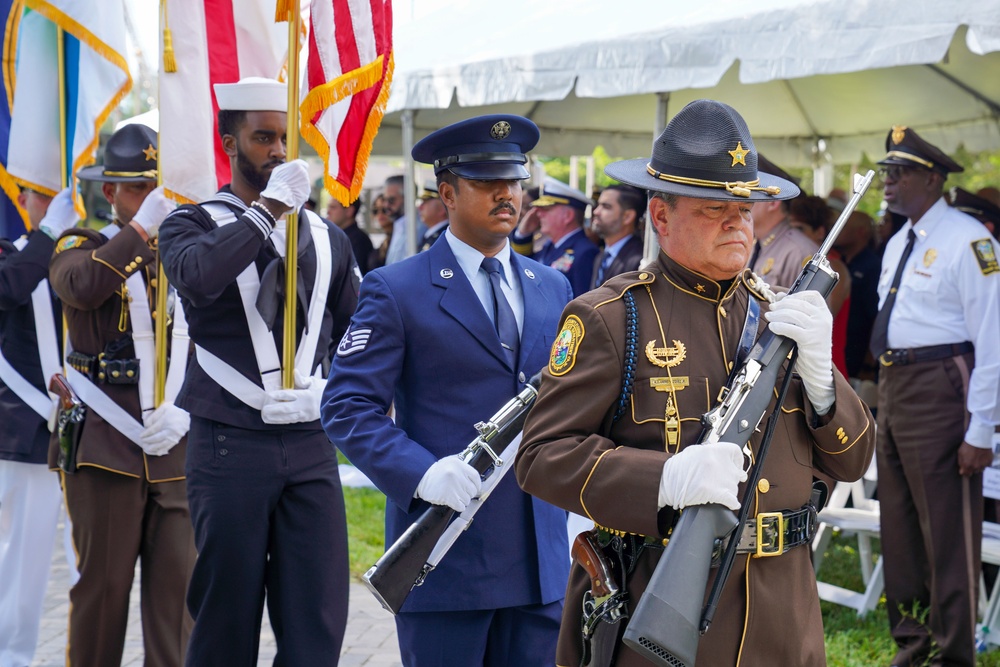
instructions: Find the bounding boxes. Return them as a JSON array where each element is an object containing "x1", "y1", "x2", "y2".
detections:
[{"x1": 613, "y1": 290, "x2": 638, "y2": 424}]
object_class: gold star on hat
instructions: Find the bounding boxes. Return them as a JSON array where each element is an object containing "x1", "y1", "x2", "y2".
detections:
[
  {"x1": 728, "y1": 142, "x2": 748, "y2": 167},
  {"x1": 143, "y1": 144, "x2": 157, "y2": 162}
]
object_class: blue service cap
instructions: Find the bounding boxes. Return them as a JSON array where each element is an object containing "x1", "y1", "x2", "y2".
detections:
[{"x1": 412, "y1": 114, "x2": 539, "y2": 181}]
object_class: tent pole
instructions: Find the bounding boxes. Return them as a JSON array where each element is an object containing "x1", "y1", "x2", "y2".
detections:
[
  {"x1": 402, "y1": 109, "x2": 417, "y2": 257},
  {"x1": 643, "y1": 93, "x2": 670, "y2": 265}
]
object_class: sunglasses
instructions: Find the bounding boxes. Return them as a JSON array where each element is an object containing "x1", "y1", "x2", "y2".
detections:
[{"x1": 877, "y1": 165, "x2": 928, "y2": 182}]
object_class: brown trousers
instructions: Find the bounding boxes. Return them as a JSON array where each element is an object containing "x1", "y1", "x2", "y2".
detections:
[
  {"x1": 62, "y1": 466, "x2": 196, "y2": 667},
  {"x1": 877, "y1": 351, "x2": 981, "y2": 667}
]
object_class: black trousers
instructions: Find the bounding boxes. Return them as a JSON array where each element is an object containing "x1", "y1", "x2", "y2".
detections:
[{"x1": 184, "y1": 418, "x2": 349, "y2": 666}]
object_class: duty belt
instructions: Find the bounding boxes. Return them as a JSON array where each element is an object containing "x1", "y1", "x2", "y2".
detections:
[
  {"x1": 66, "y1": 350, "x2": 140, "y2": 385},
  {"x1": 879, "y1": 341, "x2": 973, "y2": 368}
]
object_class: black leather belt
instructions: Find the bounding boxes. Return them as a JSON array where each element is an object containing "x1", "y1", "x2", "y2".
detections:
[
  {"x1": 731, "y1": 504, "x2": 817, "y2": 557},
  {"x1": 879, "y1": 341, "x2": 973, "y2": 367}
]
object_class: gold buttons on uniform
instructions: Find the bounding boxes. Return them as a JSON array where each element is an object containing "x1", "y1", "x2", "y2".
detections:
[
  {"x1": 639, "y1": 272, "x2": 648, "y2": 280},
  {"x1": 836, "y1": 427, "x2": 849, "y2": 444},
  {"x1": 757, "y1": 479, "x2": 770, "y2": 493},
  {"x1": 134, "y1": 256, "x2": 143, "y2": 263}
]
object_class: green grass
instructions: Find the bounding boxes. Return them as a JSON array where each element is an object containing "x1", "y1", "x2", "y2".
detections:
[{"x1": 339, "y1": 478, "x2": 1000, "y2": 664}]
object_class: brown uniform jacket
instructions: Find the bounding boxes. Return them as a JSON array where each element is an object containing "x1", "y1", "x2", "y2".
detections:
[
  {"x1": 752, "y1": 219, "x2": 818, "y2": 290},
  {"x1": 48, "y1": 224, "x2": 186, "y2": 482},
  {"x1": 516, "y1": 252, "x2": 875, "y2": 667}
]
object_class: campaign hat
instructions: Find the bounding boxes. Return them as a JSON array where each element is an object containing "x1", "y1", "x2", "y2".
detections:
[
  {"x1": 950, "y1": 186, "x2": 1000, "y2": 227},
  {"x1": 878, "y1": 125, "x2": 963, "y2": 174},
  {"x1": 605, "y1": 99, "x2": 799, "y2": 202},
  {"x1": 412, "y1": 114, "x2": 539, "y2": 180},
  {"x1": 77, "y1": 123, "x2": 158, "y2": 183}
]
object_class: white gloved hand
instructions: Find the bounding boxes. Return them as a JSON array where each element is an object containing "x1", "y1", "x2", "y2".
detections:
[
  {"x1": 260, "y1": 159, "x2": 311, "y2": 211},
  {"x1": 414, "y1": 455, "x2": 483, "y2": 512},
  {"x1": 130, "y1": 186, "x2": 174, "y2": 239},
  {"x1": 764, "y1": 290, "x2": 836, "y2": 415},
  {"x1": 261, "y1": 369, "x2": 323, "y2": 424},
  {"x1": 658, "y1": 442, "x2": 747, "y2": 511},
  {"x1": 38, "y1": 188, "x2": 78, "y2": 239},
  {"x1": 138, "y1": 401, "x2": 190, "y2": 456}
]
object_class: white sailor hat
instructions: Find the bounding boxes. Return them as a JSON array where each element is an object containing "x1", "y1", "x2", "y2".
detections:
[
  {"x1": 531, "y1": 178, "x2": 594, "y2": 210},
  {"x1": 214, "y1": 77, "x2": 287, "y2": 112}
]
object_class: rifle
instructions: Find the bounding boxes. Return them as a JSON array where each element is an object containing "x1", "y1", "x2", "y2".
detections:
[
  {"x1": 49, "y1": 372, "x2": 85, "y2": 474},
  {"x1": 363, "y1": 373, "x2": 542, "y2": 614},
  {"x1": 622, "y1": 171, "x2": 876, "y2": 667}
]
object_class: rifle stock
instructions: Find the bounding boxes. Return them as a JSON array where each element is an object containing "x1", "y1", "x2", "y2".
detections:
[
  {"x1": 622, "y1": 171, "x2": 875, "y2": 667},
  {"x1": 363, "y1": 374, "x2": 542, "y2": 614}
]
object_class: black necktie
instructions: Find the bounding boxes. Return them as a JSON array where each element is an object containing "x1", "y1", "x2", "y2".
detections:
[
  {"x1": 481, "y1": 257, "x2": 519, "y2": 368},
  {"x1": 869, "y1": 229, "x2": 917, "y2": 359},
  {"x1": 596, "y1": 250, "x2": 612, "y2": 286}
]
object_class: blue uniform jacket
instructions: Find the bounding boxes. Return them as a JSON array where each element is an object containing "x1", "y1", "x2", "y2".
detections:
[
  {"x1": 322, "y1": 238, "x2": 572, "y2": 612},
  {"x1": 535, "y1": 228, "x2": 598, "y2": 297}
]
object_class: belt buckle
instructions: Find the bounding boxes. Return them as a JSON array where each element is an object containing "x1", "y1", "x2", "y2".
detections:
[
  {"x1": 878, "y1": 351, "x2": 894, "y2": 367},
  {"x1": 755, "y1": 512, "x2": 784, "y2": 557}
]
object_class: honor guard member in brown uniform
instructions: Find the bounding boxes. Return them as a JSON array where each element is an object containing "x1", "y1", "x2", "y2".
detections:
[
  {"x1": 418, "y1": 180, "x2": 449, "y2": 251},
  {"x1": 158, "y1": 77, "x2": 358, "y2": 666},
  {"x1": 749, "y1": 154, "x2": 818, "y2": 288},
  {"x1": 951, "y1": 186, "x2": 1000, "y2": 240},
  {"x1": 516, "y1": 99, "x2": 876, "y2": 667},
  {"x1": 48, "y1": 123, "x2": 195, "y2": 667},
  {"x1": 0, "y1": 187, "x2": 73, "y2": 667},
  {"x1": 873, "y1": 126, "x2": 1000, "y2": 667}
]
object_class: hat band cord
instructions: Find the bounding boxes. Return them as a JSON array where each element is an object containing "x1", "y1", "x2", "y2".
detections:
[
  {"x1": 103, "y1": 169, "x2": 158, "y2": 178},
  {"x1": 883, "y1": 151, "x2": 934, "y2": 170},
  {"x1": 645, "y1": 164, "x2": 781, "y2": 198}
]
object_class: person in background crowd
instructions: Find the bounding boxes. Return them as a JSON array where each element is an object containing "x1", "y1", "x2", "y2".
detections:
[
  {"x1": 873, "y1": 125, "x2": 1000, "y2": 667},
  {"x1": 369, "y1": 193, "x2": 393, "y2": 272},
  {"x1": 327, "y1": 196, "x2": 374, "y2": 276},
  {"x1": 589, "y1": 183, "x2": 645, "y2": 288},
  {"x1": 417, "y1": 180, "x2": 449, "y2": 251}
]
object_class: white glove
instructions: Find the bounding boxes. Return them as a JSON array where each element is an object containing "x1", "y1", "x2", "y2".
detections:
[
  {"x1": 260, "y1": 159, "x2": 311, "y2": 211},
  {"x1": 414, "y1": 455, "x2": 482, "y2": 512},
  {"x1": 764, "y1": 290, "x2": 836, "y2": 415},
  {"x1": 138, "y1": 402, "x2": 190, "y2": 456},
  {"x1": 261, "y1": 369, "x2": 323, "y2": 424},
  {"x1": 130, "y1": 186, "x2": 174, "y2": 239},
  {"x1": 38, "y1": 188, "x2": 78, "y2": 239},
  {"x1": 658, "y1": 442, "x2": 747, "y2": 511}
]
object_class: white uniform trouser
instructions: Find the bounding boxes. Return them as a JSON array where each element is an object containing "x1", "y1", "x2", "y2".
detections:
[{"x1": 0, "y1": 460, "x2": 62, "y2": 667}]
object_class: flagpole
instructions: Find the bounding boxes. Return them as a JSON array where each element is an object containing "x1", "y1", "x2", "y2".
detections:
[
  {"x1": 56, "y1": 27, "x2": 67, "y2": 189},
  {"x1": 281, "y1": 0, "x2": 301, "y2": 390},
  {"x1": 154, "y1": 2, "x2": 170, "y2": 407}
]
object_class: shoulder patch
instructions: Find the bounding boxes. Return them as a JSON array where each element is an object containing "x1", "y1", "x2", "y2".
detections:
[
  {"x1": 337, "y1": 326, "x2": 372, "y2": 357},
  {"x1": 55, "y1": 235, "x2": 87, "y2": 254},
  {"x1": 549, "y1": 314, "x2": 584, "y2": 376},
  {"x1": 972, "y1": 238, "x2": 999, "y2": 276}
]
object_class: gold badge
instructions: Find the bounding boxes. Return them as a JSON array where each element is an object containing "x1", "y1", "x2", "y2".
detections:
[
  {"x1": 728, "y1": 141, "x2": 748, "y2": 167},
  {"x1": 55, "y1": 235, "x2": 86, "y2": 253},
  {"x1": 490, "y1": 121, "x2": 511, "y2": 140},
  {"x1": 695, "y1": 283, "x2": 706, "y2": 293},
  {"x1": 143, "y1": 143, "x2": 157, "y2": 162},
  {"x1": 972, "y1": 238, "x2": 999, "y2": 276},
  {"x1": 645, "y1": 339, "x2": 686, "y2": 368},
  {"x1": 550, "y1": 315, "x2": 584, "y2": 376},
  {"x1": 761, "y1": 257, "x2": 774, "y2": 275},
  {"x1": 891, "y1": 125, "x2": 907, "y2": 144},
  {"x1": 923, "y1": 248, "x2": 937, "y2": 268}
]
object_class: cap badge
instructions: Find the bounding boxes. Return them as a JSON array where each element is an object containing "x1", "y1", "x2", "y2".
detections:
[
  {"x1": 645, "y1": 339, "x2": 687, "y2": 368},
  {"x1": 891, "y1": 125, "x2": 907, "y2": 144},
  {"x1": 490, "y1": 121, "x2": 511, "y2": 140},
  {"x1": 143, "y1": 144, "x2": 157, "y2": 162},
  {"x1": 728, "y1": 142, "x2": 748, "y2": 167}
]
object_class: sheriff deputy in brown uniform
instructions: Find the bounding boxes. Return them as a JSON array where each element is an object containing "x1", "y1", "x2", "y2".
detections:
[
  {"x1": 515, "y1": 99, "x2": 876, "y2": 667},
  {"x1": 49, "y1": 123, "x2": 196, "y2": 666},
  {"x1": 749, "y1": 154, "x2": 818, "y2": 288}
]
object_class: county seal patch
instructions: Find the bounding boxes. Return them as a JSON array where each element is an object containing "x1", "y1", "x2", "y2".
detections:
[
  {"x1": 549, "y1": 314, "x2": 584, "y2": 376},
  {"x1": 55, "y1": 235, "x2": 86, "y2": 254},
  {"x1": 972, "y1": 238, "x2": 999, "y2": 276}
]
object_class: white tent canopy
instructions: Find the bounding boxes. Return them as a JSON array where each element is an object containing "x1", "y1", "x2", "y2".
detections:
[{"x1": 373, "y1": 0, "x2": 1000, "y2": 169}]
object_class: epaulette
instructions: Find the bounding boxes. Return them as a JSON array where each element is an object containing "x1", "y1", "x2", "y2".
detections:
[{"x1": 594, "y1": 269, "x2": 656, "y2": 309}]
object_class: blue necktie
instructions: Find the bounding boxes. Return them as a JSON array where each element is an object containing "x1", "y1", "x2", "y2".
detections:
[
  {"x1": 597, "y1": 250, "x2": 612, "y2": 285},
  {"x1": 869, "y1": 229, "x2": 917, "y2": 359},
  {"x1": 481, "y1": 257, "x2": 519, "y2": 368}
]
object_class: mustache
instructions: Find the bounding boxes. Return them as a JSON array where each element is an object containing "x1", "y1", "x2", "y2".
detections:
[{"x1": 490, "y1": 202, "x2": 516, "y2": 216}]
